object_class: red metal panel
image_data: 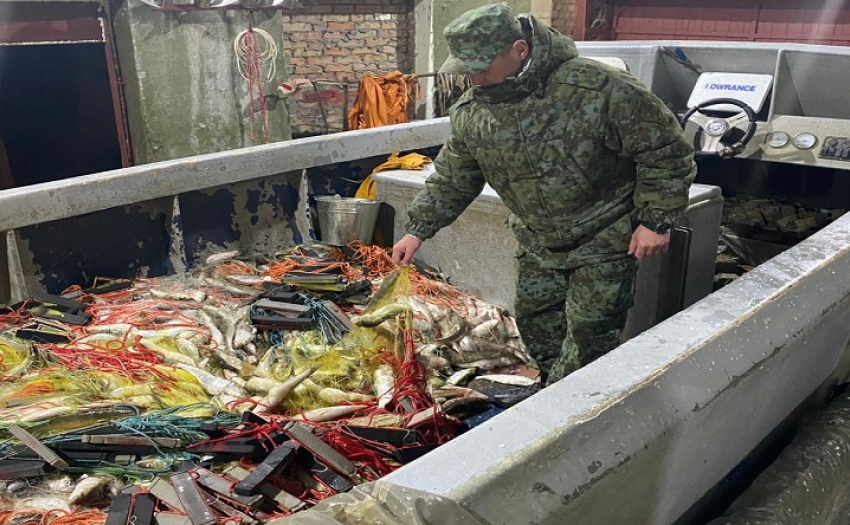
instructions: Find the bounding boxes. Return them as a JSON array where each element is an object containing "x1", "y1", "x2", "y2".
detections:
[
  {"x1": 609, "y1": 0, "x2": 850, "y2": 45},
  {"x1": 612, "y1": 0, "x2": 759, "y2": 40},
  {"x1": 0, "y1": 3, "x2": 103, "y2": 44},
  {"x1": 757, "y1": 0, "x2": 850, "y2": 44}
]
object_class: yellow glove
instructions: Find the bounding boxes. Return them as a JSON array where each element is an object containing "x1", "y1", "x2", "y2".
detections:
[{"x1": 355, "y1": 152, "x2": 433, "y2": 199}]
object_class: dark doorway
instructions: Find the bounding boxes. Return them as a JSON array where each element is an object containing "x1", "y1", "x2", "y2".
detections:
[{"x1": 0, "y1": 43, "x2": 123, "y2": 188}]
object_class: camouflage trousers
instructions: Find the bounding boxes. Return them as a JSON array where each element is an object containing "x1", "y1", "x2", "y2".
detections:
[{"x1": 514, "y1": 253, "x2": 638, "y2": 384}]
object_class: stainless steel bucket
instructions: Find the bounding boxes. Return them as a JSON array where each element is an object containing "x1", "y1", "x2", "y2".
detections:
[{"x1": 315, "y1": 196, "x2": 381, "y2": 246}]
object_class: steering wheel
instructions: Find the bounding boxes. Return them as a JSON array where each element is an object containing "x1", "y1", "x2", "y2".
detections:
[{"x1": 681, "y1": 97, "x2": 757, "y2": 159}]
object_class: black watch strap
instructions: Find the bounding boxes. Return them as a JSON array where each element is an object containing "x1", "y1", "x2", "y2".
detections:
[{"x1": 641, "y1": 221, "x2": 673, "y2": 235}]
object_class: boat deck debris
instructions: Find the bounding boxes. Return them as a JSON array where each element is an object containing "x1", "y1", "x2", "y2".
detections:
[{"x1": 0, "y1": 243, "x2": 539, "y2": 523}]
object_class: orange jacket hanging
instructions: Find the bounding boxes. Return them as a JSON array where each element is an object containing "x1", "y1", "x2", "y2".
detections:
[{"x1": 348, "y1": 71, "x2": 420, "y2": 130}]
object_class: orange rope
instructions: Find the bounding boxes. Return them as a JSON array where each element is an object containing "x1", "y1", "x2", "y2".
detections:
[
  {"x1": 344, "y1": 242, "x2": 464, "y2": 304},
  {"x1": 212, "y1": 261, "x2": 260, "y2": 276},
  {"x1": 41, "y1": 509, "x2": 106, "y2": 525},
  {"x1": 6, "y1": 382, "x2": 57, "y2": 401},
  {"x1": 0, "y1": 509, "x2": 105, "y2": 525},
  {"x1": 266, "y1": 260, "x2": 300, "y2": 280}
]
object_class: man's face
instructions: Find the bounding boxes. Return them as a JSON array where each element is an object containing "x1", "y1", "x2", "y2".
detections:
[{"x1": 470, "y1": 40, "x2": 529, "y2": 87}]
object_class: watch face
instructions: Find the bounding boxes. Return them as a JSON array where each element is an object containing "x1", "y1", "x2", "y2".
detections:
[{"x1": 655, "y1": 223, "x2": 672, "y2": 234}]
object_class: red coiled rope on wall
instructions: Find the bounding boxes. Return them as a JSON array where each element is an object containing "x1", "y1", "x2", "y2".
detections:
[{"x1": 234, "y1": 15, "x2": 278, "y2": 143}]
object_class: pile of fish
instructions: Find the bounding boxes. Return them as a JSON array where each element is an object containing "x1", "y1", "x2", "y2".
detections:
[{"x1": 0, "y1": 246, "x2": 539, "y2": 522}]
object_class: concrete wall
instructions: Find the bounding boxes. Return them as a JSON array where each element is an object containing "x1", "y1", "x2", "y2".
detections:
[
  {"x1": 552, "y1": 0, "x2": 580, "y2": 37},
  {"x1": 113, "y1": 2, "x2": 291, "y2": 164},
  {"x1": 0, "y1": 120, "x2": 449, "y2": 300},
  {"x1": 385, "y1": 213, "x2": 850, "y2": 524},
  {"x1": 281, "y1": 0, "x2": 414, "y2": 136}
]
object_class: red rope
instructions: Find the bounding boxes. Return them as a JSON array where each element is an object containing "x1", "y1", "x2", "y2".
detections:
[{"x1": 244, "y1": 28, "x2": 270, "y2": 144}]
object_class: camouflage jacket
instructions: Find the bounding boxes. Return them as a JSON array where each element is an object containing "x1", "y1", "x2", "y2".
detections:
[{"x1": 406, "y1": 15, "x2": 696, "y2": 267}]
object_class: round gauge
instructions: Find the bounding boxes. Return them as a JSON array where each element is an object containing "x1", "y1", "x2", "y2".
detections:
[
  {"x1": 765, "y1": 131, "x2": 790, "y2": 148},
  {"x1": 793, "y1": 132, "x2": 818, "y2": 150}
]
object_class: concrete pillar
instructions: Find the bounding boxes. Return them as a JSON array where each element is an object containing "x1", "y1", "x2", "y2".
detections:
[
  {"x1": 413, "y1": 0, "x2": 435, "y2": 119},
  {"x1": 113, "y1": 3, "x2": 291, "y2": 164}
]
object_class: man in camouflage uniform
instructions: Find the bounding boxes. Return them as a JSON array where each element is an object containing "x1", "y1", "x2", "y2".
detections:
[{"x1": 392, "y1": 4, "x2": 696, "y2": 383}]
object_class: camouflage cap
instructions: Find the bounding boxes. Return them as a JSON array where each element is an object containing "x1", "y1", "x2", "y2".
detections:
[{"x1": 439, "y1": 4, "x2": 525, "y2": 75}]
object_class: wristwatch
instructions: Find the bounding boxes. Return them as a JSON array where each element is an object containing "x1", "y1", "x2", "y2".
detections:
[{"x1": 641, "y1": 221, "x2": 673, "y2": 235}]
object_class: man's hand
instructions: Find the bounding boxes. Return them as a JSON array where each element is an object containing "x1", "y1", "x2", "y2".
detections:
[
  {"x1": 629, "y1": 224, "x2": 670, "y2": 259},
  {"x1": 392, "y1": 234, "x2": 423, "y2": 265}
]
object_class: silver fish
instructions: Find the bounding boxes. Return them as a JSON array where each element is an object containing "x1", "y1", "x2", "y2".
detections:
[
  {"x1": 176, "y1": 364, "x2": 248, "y2": 398},
  {"x1": 446, "y1": 368, "x2": 476, "y2": 386},
  {"x1": 477, "y1": 374, "x2": 538, "y2": 387},
  {"x1": 205, "y1": 250, "x2": 240, "y2": 265},
  {"x1": 69, "y1": 474, "x2": 115, "y2": 506}
]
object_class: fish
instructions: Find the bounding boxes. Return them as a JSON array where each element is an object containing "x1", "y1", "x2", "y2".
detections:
[
  {"x1": 445, "y1": 368, "x2": 476, "y2": 386},
  {"x1": 205, "y1": 250, "x2": 240, "y2": 265},
  {"x1": 416, "y1": 343, "x2": 452, "y2": 372},
  {"x1": 318, "y1": 387, "x2": 375, "y2": 405},
  {"x1": 44, "y1": 475, "x2": 75, "y2": 494},
  {"x1": 68, "y1": 474, "x2": 115, "y2": 506},
  {"x1": 476, "y1": 374, "x2": 538, "y2": 386},
  {"x1": 84, "y1": 323, "x2": 136, "y2": 337},
  {"x1": 176, "y1": 364, "x2": 248, "y2": 398},
  {"x1": 110, "y1": 384, "x2": 155, "y2": 398},
  {"x1": 25, "y1": 405, "x2": 139, "y2": 436},
  {"x1": 137, "y1": 338, "x2": 196, "y2": 366},
  {"x1": 200, "y1": 277, "x2": 259, "y2": 297},
  {"x1": 221, "y1": 370, "x2": 246, "y2": 386},
  {"x1": 126, "y1": 395, "x2": 158, "y2": 408},
  {"x1": 6, "y1": 479, "x2": 29, "y2": 493},
  {"x1": 351, "y1": 303, "x2": 409, "y2": 327},
  {"x1": 433, "y1": 314, "x2": 468, "y2": 344},
  {"x1": 441, "y1": 396, "x2": 491, "y2": 418},
  {"x1": 149, "y1": 287, "x2": 207, "y2": 303},
  {"x1": 254, "y1": 367, "x2": 318, "y2": 415},
  {"x1": 246, "y1": 376, "x2": 277, "y2": 395},
  {"x1": 135, "y1": 326, "x2": 200, "y2": 339},
  {"x1": 255, "y1": 345, "x2": 289, "y2": 378},
  {"x1": 136, "y1": 458, "x2": 170, "y2": 471},
  {"x1": 72, "y1": 332, "x2": 125, "y2": 345},
  {"x1": 175, "y1": 337, "x2": 202, "y2": 362},
  {"x1": 291, "y1": 404, "x2": 368, "y2": 423},
  {"x1": 468, "y1": 318, "x2": 505, "y2": 340},
  {"x1": 373, "y1": 364, "x2": 395, "y2": 409},
  {"x1": 450, "y1": 336, "x2": 512, "y2": 364},
  {"x1": 345, "y1": 413, "x2": 404, "y2": 428},
  {"x1": 429, "y1": 385, "x2": 489, "y2": 401},
  {"x1": 232, "y1": 325, "x2": 257, "y2": 349},
  {"x1": 195, "y1": 309, "x2": 244, "y2": 373},
  {"x1": 18, "y1": 405, "x2": 75, "y2": 422},
  {"x1": 364, "y1": 270, "x2": 399, "y2": 310},
  {"x1": 410, "y1": 297, "x2": 437, "y2": 332},
  {"x1": 467, "y1": 376, "x2": 541, "y2": 408},
  {"x1": 223, "y1": 274, "x2": 269, "y2": 287},
  {"x1": 456, "y1": 356, "x2": 520, "y2": 370}
]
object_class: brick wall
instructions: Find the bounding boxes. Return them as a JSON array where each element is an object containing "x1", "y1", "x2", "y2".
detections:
[
  {"x1": 552, "y1": 0, "x2": 579, "y2": 38},
  {"x1": 282, "y1": 0, "x2": 414, "y2": 137}
]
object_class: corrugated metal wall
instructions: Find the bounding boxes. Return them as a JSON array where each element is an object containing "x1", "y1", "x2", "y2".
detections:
[{"x1": 604, "y1": 0, "x2": 850, "y2": 45}]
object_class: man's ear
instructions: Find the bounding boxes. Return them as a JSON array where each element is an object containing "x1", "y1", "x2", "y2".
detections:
[{"x1": 514, "y1": 39, "x2": 530, "y2": 59}]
